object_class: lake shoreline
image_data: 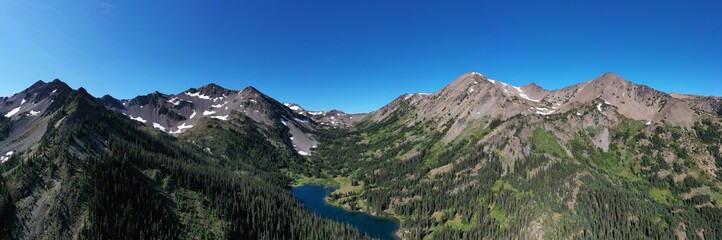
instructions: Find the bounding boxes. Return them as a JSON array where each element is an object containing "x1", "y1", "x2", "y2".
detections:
[{"x1": 291, "y1": 184, "x2": 401, "y2": 240}]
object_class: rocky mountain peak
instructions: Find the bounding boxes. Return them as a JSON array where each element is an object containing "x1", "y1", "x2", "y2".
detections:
[
  {"x1": 241, "y1": 86, "x2": 261, "y2": 94},
  {"x1": 444, "y1": 72, "x2": 493, "y2": 89},
  {"x1": 521, "y1": 82, "x2": 543, "y2": 91},
  {"x1": 589, "y1": 72, "x2": 630, "y2": 87},
  {"x1": 99, "y1": 95, "x2": 125, "y2": 109},
  {"x1": 25, "y1": 78, "x2": 71, "y2": 94},
  {"x1": 29, "y1": 80, "x2": 46, "y2": 89},
  {"x1": 198, "y1": 83, "x2": 229, "y2": 93},
  {"x1": 283, "y1": 103, "x2": 304, "y2": 112}
]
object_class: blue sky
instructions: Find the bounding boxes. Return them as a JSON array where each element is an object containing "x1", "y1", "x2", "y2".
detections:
[{"x1": 1, "y1": 0, "x2": 720, "y2": 113}]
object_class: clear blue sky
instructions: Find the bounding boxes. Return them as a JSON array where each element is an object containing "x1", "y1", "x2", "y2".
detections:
[{"x1": 1, "y1": 0, "x2": 720, "y2": 113}]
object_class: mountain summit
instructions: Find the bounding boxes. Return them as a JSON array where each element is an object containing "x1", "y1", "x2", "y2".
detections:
[
  {"x1": 1, "y1": 73, "x2": 721, "y2": 239},
  {"x1": 364, "y1": 72, "x2": 713, "y2": 140}
]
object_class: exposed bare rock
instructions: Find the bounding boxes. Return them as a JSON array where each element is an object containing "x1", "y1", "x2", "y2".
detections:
[
  {"x1": 567, "y1": 171, "x2": 591, "y2": 211},
  {"x1": 99, "y1": 83, "x2": 325, "y2": 155},
  {"x1": 0, "y1": 80, "x2": 73, "y2": 156},
  {"x1": 365, "y1": 71, "x2": 710, "y2": 144},
  {"x1": 696, "y1": 228, "x2": 706, "y2": 240},
  {"x1": 545, "y1": 72, "x2": 697, "y2": 125},
  {"x1": 682, "y1": 186, "x2": 710, "y2": 200},
  {"x1": 676, "y1": 222, "x2": 688, "y2": 240},
  {"x1": 428, "y1": 163, "x2": 453, "y2": 177},
  {"x1": 528, "y1": 215, "x2": 546, "y2": 240},
  {"x1": 670, "y1": 93, "x2": 722, "y2": 116},
  {"x1": 283, "y1": 103, "x2": 366, "y2": 127},
  {"x1": 371, "y1": 92, "x2": 429, "y2": 122},
  {"x1": 592, "y1": 127, "x2": 610, "y2": 152},
  {"x1": 521, "y1": 82, "x2": 550, "y2": 101}
]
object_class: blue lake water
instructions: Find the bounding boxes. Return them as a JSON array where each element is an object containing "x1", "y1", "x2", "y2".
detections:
[{"x1": 291, "y1": 185, "x2": 400, "y2": 240}]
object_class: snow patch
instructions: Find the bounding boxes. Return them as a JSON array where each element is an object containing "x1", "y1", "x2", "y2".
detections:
[
  {"x1": 286, "y1": 104, "x2": 302, "y2": 111},
  {"x1": 211, "y1": 102, "x2": 226, "y2": 108},
  {"x1": 0, "y1": 151, "x2": 14, "y2": 163},
  {"x1": 185, "y1": 91, "x2": 211, "y2": 100},
  {"x1": 203, "y1": 110, "x2": 216, "y2": 116},
  {"x1": 168, "y1": 97, "x2": 181, "y2": 105},
  {"x1": 518, "y1": 92, "x2": 540, "y2": 102},
  {"x1": 293, "y1": 117, "x2": 308, "y2": 123},
  {"x1": 169, "y1": 123, "x2": 194, "y2": 134},
  {"x1": 29, "y1": 110, "x2": 41, "y2": 116},
  {"x1": 646, "y1": 121, "x2": 652, "y2": 126},
  {"x1": 534, "y1": 107, "x2": 556, "y2": 115},
  {"x1": 297, "y1": 150, "x2": 310, "y2": 156},
  {"x1": 21, "y1": 99, "x2": 26, "y2": 105},
  {"x1": 4, "y1": 107, "x2": 21, "y2": 117},
  {"x1": 510, "y1": 85, "x2": 540, "y2": 102},
  {"x1": 189, "y1": 110, "x2": 197, "y2": 119},
  {"x1": 51, "y1": 89, "x2": 57, "y2": 93},
  {"x1": 178, "y1": 123, "x2": 194, "y2": 130},
  {"x1": 597, "y1": 103, "x2": 603, "y2": 112},
  {"x1": 152, "y1": 122, "x2": 167, "y2": 132},
  {"x1": 129, "y1": 115, "x2": 147, "y2": 123},
  {"x1": 211, "y1": 115, "x2": 229, "y2": 121},
  {"x1": 308, "y1": 111, "x2": 324, "y2": 116},
  {"x1": 280, "y1": 118, "x2": 288, "y2": 126}
]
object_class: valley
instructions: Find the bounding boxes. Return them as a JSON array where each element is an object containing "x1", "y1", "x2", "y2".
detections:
[{"x1": 1, "y1": 72, "x2": 721, "y2": 239}]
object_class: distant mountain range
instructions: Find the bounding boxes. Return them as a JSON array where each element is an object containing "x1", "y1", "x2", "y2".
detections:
[{"x1": 1, "y1": 72, "x2": 721, "y2": 239}]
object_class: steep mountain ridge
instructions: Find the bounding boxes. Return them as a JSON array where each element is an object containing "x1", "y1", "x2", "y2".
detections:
[
  {"x1": 283, "y1": 103, "x2": 366, "y2": 127},
  {"x1": 545, "y1": 72, "x2": 697, "y2": 124},
  {"x1": 670, "y1": 93, "x2": 722, "y2": 116},
  {"x1": 1, "y1": 72, "x2": 721, "y2": 240},
  {"x1": 0, "y1": 80, "x2": 74, "y2": 160},
  {"x1": 307, "y1": 72, "x2": 722, "y2": 239},
  {"x1": 100, "y1": 84, "x2": 321, "y2": 155},
  {"x1": 0, "y1": 80, "x2": 368, "y2": 239},
  {"x1": 366, "y1": 72, "x2": 707, "y2": 141}
]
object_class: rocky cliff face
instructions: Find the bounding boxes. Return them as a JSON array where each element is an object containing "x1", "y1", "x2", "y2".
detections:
[
  {"x1": 0, "y1": 80, "x2": 74, "y2": 158},
  {"x1": 367, "y1": 72, "x2": 706, "y2": 140}
]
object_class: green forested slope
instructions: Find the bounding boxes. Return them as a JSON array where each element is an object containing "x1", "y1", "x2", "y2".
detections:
[
  {"x1": 304, "y1": 102, "x2": 722, "y2": 239},
  {"x1": 0, "y1": 88, "x2": 367, "y2": 239}
]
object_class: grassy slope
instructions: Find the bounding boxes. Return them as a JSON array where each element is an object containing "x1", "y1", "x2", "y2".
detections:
[{"x1": 304, "y1": 104, "x2": 722, "y2": 239}]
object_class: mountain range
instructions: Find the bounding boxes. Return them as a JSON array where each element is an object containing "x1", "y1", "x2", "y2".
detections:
[{"x1": 1, "y1": 72, "x2": 721, "y2": 239}]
